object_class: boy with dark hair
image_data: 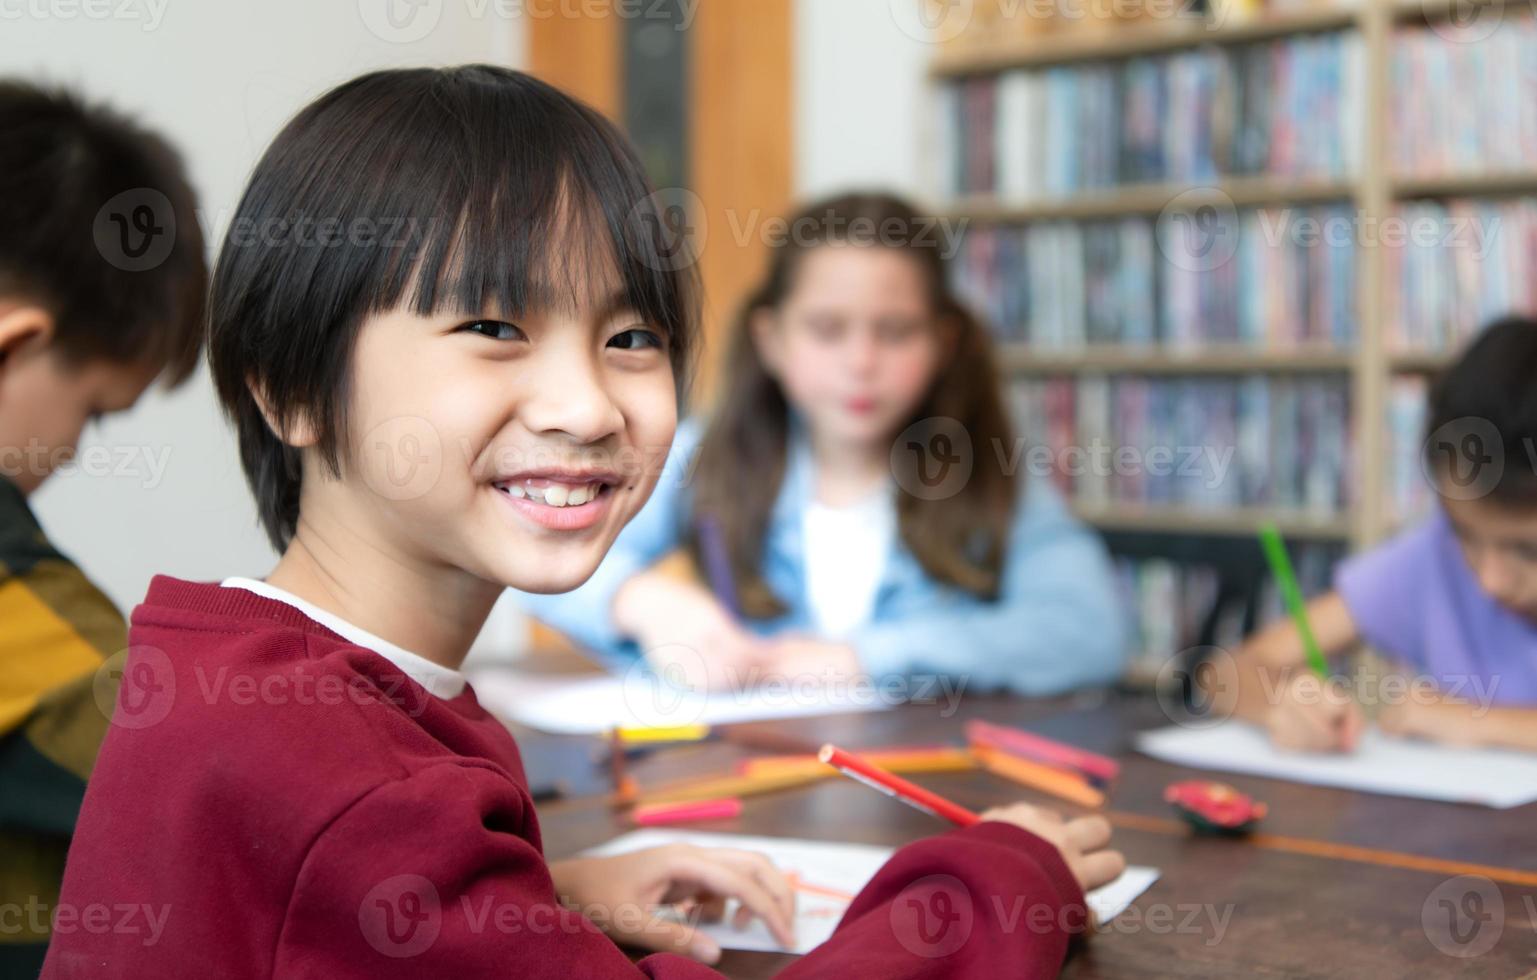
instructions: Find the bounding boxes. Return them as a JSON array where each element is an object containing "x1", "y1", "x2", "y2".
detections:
[
  {"x1": 1217, "y1": 315, "x2": 1537, "y2": 753},
  {"x1": 46, "y1": 66, "x2": 1122, "y2": 978},
  {"x1": 0, "y1": 79, "x2": 206, "y2": 972}
]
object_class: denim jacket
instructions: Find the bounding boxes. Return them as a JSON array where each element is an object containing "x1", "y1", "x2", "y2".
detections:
[{"x1": 513, "y1": 418, "x2": 1127, "y2": 695}]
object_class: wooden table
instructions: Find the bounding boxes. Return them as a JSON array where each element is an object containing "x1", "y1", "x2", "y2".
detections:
[{"x1": 523, "y1": 691, "x2": 1537, "y2": 978}]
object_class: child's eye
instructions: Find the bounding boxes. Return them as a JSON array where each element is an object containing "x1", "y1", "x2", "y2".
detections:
[
  {"x1": 456, "y1": 319, "x2": 526, "y2": 341},
  {"x1": 607, "y1": 328, "x2": 664, "y2": 351}
]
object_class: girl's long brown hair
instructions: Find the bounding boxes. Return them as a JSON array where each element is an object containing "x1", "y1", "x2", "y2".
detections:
[{"x1": 687, "y1": 192, "x2": 1020, "y2": 619}]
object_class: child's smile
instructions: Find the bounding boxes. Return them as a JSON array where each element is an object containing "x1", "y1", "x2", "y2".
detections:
[{"x1": 490, "y1": 469, "x2": 619, "y2": 531}]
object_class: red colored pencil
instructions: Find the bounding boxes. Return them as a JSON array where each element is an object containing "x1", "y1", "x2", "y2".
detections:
[{"x1": 818, "y1": 744, "x2": 980, "y2": 827}]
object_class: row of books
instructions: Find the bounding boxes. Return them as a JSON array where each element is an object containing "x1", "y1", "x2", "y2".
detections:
[
  {"x1": 1388, "y1": 376, "x2": 1433, "y2": 524},
  {"x1": 1391, "y1": 23, "x2": 1537, "y2": 177},
  {"x1": 1008, "y1": 376, "x2": 1353, "y2": 512},
  {"x1": 1385, "y1": 198, "x2": 1537, "y2": 351},
  {"x1": 936, "y1": 32, "x2": 1364, "y2": 198},
  {"x1": 952, "y1": 206, "x2": 1357, "y2": 348},
  {"x1": 1117, "y1": 545, "x2": 1339, "y2": 680}
]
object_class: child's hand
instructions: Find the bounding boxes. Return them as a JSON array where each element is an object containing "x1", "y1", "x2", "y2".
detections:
[
  {"x1": 978, "y1": 803, "x2": 1125, "y2": 893},
  {"x1": 614, "y1": 571, "x2": 764, "y2": 691},
  {"x1": 1379, "y1": 690, "x2": 1481, "y2": 747},
  {"x1": 1265, "y1": 672, "x2": 1365, "y2": 753},
  {"x1": 757, "y1": 634, "x2": 863, "y2": 687},
  {"x1": 549, "y1": 844, "x2": 796, "y2": 964}
]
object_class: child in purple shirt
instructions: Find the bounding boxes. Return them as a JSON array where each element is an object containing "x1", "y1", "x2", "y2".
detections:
[{"x1": 1215, "y1": 316, "x2": 1537, "y2": 754}]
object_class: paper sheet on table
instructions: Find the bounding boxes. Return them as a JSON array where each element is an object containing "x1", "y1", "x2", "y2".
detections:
[
  {"x1": 1136, "y1": 721, "x2": 1537, "y2": 808},
  {"x1": 586, "y1": 829, "x2": 1160, "y2": 955},
  {"x1": 471, "y1": 670, "x2": 890, "y2": 735}
]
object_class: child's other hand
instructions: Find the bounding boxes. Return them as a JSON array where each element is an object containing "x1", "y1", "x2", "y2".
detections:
[
  {"x1": 615, "y1": 572, "x2": 763, "y2": 691},
  {"x1": 550, "y1": 845, "x2": 796, "y2": 964},
  {"x1": 978, "y1": 803, "x2": 1125, "y2": 894},
  {"x1": 1379, "y1": 688, "x2": 1481, "y2": 747},
  {"x1": 1265, "y1": 672, "x2": 1365, "y2": 753},
  {"x1": 756, "y1": 634, "x2": 863, "y2": 687}
]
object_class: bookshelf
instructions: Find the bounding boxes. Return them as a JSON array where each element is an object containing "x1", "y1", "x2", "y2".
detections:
[
  {"x1": 997, "y1": 345, "x2": 1355, "y2": 375},
  {"x1": 951, "y1": 175, "x2": 1354, "y2": 221},
  {"x1": 927, "y1": 0, "x2": 1537, "y2": 552},
  {"x1": 1071, "y1": 503, "x2": 1353, "y2": 540}
]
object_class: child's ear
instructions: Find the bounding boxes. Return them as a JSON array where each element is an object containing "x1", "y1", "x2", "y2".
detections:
[
  {"x1": 748, "y1": 307, "x2": 784, "y2": 380},
  {"x1": 0, "y1": 304, "x2": 56, "y2": 373},
  {"x1": 246, "y1": 375, "x2": 319, "y2": 449}
]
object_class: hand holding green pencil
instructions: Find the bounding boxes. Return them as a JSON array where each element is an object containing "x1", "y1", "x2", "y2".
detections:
[{"x1": 1258, "y1": 524, "x2": 1365, "y2": 753}]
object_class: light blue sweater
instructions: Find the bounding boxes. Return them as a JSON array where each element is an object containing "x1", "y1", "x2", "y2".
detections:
[{"x1": 513, "y1": 419, "x2": 1128, "y2": 695}]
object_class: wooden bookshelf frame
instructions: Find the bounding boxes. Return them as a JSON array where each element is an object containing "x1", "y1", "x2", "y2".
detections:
[{"x1": 930, "y1": 0, "x2": 1536, "y2": 550}]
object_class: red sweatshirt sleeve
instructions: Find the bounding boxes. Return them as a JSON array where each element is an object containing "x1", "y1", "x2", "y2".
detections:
[
  {"x1": 277, "y1": 763, "x2": 1085, "y2": 978},
  {"x1": 784, "y1": 820, "x2": 1088, "y2": 978}
]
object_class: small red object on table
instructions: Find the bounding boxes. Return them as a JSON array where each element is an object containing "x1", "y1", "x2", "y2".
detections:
[{"x1": 1164, "y1": 780, "x2": 1267, "y2": 834}]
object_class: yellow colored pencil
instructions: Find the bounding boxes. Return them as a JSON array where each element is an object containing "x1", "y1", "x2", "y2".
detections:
[{"x1": 636, "y1": 768, "x2": 832, "y2": 806}]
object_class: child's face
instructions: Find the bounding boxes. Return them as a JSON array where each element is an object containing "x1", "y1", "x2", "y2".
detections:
[
  {"x1": 1442, "y1": 492, "x2": 1537, "y2": 621},
  {"x1": 0, "y1": 320, "x2": 158, "y2": 495},
  {"x1": 330, "y1": 283, "x2": 677, "y2": 595},
  {"x1": 756, "y1": 245, "x2": 945, "y2": 455}
]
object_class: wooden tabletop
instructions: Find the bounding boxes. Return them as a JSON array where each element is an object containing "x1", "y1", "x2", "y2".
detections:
[{"x1": 522, "y1": 691, "x2": 1537, "y2": 978}]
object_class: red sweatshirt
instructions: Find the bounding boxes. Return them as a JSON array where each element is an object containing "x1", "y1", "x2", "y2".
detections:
[{"x1": 43, "y1": 577, "x2": 1088, "y2": 978}]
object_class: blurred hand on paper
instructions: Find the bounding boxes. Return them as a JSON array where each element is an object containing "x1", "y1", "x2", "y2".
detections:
[
  {"x1": 550, "y1": 844, "x2": 797, "y2": 964},
  {"x1": 1265, "y1": 671, "x2": 1365, "y2": 753}
]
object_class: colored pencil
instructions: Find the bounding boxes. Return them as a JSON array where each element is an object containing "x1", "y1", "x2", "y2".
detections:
[
  {"x1": 632, "y1": 797, "x2": 743, "y2": 826},
  {"x1": 965, "y1": 719, "x2": 1120, "y2": 783},
  {"x1": 817, "y1": 744, "x2": 980, "y2": 827},
  {"x1": 972, "y1": 744, "x2": 1105, "y2": 810},
  {"x1": 1259, "y1": 522, "x2": 1331, "y2": 679}
]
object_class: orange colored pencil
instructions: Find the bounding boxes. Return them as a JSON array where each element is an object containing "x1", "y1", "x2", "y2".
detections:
[
  {"x1": 973, "y1": 744, "x2": 1105, "y2": 810},
  {"x1": 739, "y1": 747, "x2": 977, "y2": 780}
]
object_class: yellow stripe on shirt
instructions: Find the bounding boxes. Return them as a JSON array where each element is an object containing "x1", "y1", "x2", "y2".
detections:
[{"x1": 0, "y1": 579, "x2": 106, "y2": 737}]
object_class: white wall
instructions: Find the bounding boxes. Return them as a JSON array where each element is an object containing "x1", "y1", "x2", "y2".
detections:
[
  {"x1": 2, "y1": 1, "x2": 527, "y2": 653},
  {"x1": 4, "y1": 1, "x2": 934, "y2": 655},
  {"x1": 793, "y1": 0, "x2": 936, "y2": 200}
]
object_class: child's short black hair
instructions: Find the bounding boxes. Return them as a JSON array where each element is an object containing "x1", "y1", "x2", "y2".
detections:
[
  {"x1": 0, "y1": 80, "x2": 205, "y2": 381},
  {"x1": 209, "y1": 66, "x2": 698, "y2": 551},
  {"x1": 1426, "y1": 314, "x2": 1537, "y2": 506}
]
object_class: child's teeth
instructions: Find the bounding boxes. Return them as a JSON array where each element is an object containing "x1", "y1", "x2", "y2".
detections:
[{"x1": 500, "y1": 481, "x2": 600, "y2": 507}]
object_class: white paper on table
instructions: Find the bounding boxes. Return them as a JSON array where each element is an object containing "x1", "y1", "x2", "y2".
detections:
[
  {"x1": 585, "y1": 829, "x2": 1160, "y2": 955},
  {"x1": 1136, "y1": 721, "x2": 1537, "y2": 808},
  {"x1": 470, "y1": 670, "x2": 890, "y2": 735}
]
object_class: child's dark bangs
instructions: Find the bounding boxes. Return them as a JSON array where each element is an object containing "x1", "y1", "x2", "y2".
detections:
[{"x1": 372, "y1": 71, "x2": 690, "y2": 351}]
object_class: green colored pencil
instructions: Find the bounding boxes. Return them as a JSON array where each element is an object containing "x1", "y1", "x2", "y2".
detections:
[{"x1": 1258, "y1": 523, "x2": 1331, "y2": 679}]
